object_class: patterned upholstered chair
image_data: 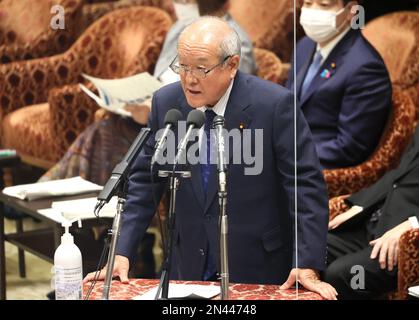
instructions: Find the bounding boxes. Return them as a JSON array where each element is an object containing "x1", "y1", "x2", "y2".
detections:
[
  {"x1": 329, "y1": 196, "x2": 419, "y2": 300},
  {"x1": 82, "y1": 0, "x2": 176, "y2": 28},
  {"x1": 323, "y1": 12, "x2": 419, "y2": 198},
  {"x1": 254, "y1": 48, "x2": 289, "y2": 85},
  {"x1": 362, "y1": 11, "x2": 419, "y2": 119},
  {"x1": 324, "y1": 87, "x2": 416, "y2": 198},
  {"x1": 0, "y1": 0, "x2": 84, "y2": 63},
  {"x1": 0, "y1": 7, "x2": 172, "y2": 168},
  {"x1": 229, "y1": 0, "x2": 303, "y2": 62}
]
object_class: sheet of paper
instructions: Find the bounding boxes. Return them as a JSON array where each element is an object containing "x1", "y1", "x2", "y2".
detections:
[
  {"x1": 134, "y1": 284, "x2": 220, "y2": 300},
  {"x1": 37, "y1": 196, "x2": 117, "y2": 222},
  {"x1": 52, "y1": 196, "x2": 117, "y2": 220},
  {"x1": 80, "y1": 72, "x2": 162, "y2": 116},
  {"x1": 408, "y1": 285, "x2": 419, "y2": 298},
  {"x1": 2, "y1": 177, "x2": 103, "y2": 201}
]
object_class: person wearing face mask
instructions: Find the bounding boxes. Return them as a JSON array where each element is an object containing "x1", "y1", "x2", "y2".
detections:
[{"x1": 286, "y1": 0, "x2": 392, "y2": 170}]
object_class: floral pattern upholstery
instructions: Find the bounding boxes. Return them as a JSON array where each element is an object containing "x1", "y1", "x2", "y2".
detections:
[
  {"x1": 254, "y1": 48, "x2": 289, "y2": 85},
  {"x1": 1, "y1": 6, "x2": 172, "y2": 164},
  {"x1": 0, "y1": 0, "x2": 84, "y2": 63},
  {"x1": 82, "y1": 0, "x2": 176, "y2": 28},
  {"x1": 396, "y1": 229, "x2": 419, "y2": 299},
  {"x1": 323, "y1": 86, "x2": 416, "y2": 198},
  {"x1": 229, "y1": 0, "x2": 303, "y2": 62},
  {"x1": 362, "y1": 11, "x2": 419, "y2": 118},
  {"x1": 329, "y1": 196, "x2": 419, "y2": 299}
]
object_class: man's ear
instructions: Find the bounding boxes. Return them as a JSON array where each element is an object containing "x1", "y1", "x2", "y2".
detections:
[{"x1": 229, "y1": 55, "x2": 240, "y2": 77}]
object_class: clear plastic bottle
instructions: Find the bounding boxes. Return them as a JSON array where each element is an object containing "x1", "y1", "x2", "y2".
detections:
[{"x1": 54, "y1": 218, "x2": 83, "y2": 300}]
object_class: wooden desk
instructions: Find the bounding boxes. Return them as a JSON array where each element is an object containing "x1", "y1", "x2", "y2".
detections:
[
  {"x1": 84, "y1": 279, "x2": 323, "y2": 300},
  {"x1": 0, "y1": 192, "x2": 108, "y2": 300}
]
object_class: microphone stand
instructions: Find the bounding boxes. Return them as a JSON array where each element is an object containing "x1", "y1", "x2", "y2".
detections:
[
  {"x1": 96, "y1": 128, "x2": 151, "y2": 300},
  {"x1": 213, "y1": 116, "x2": 229, "y2": 300},
  {"x1": 102, "y1": 181, "x2": 127, "y2": 300},
  {"x1": 154, "y1": 169, "x2": 190, "y2": 300},
  {"x1": 218, "y1": 171, "x2": 229, "y2": 300}
]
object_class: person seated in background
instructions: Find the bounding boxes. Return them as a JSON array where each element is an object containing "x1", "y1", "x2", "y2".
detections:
[
  {"x1": 286, "y1": 0, "x2": 392, "y2": 169},
  {"x1": 324, "y1": 126, "x2": 419, "y2": 299},
  {"x1": 40, "y1": 0, "x2": 256, "y2": 185}
]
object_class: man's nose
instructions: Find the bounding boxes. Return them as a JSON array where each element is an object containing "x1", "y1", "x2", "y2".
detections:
[{"x1": 185, "y1": 71, "x2": 198, "y2": 85}]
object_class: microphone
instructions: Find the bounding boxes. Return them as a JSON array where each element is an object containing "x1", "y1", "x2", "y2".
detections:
[
  {"x1": 95, "y1": 127, "x2": 151, "y2": 214},
  {"x1": 213, "y1": 115, "x2": 227, "y2": 173},
  {"x1": 151, "y1": 109, "x2": 183, "y2": 166},
  {"x1": 213, "y1": 115, "x2": 227, "y2": 192},
  {"x1": 174, "y1": 109, "x2": 205, "y2": 166}
]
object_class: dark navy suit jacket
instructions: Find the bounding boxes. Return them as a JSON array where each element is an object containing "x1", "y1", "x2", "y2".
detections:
[
  {"x1": 116, "y1": 71, "x2": 329, "y2": 284},
  {"x1": 286, "y1": 30, "x2": 392, "y2": 169}
]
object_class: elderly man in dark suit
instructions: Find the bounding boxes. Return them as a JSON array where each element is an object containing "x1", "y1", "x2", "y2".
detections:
[
  {"x1": 286, "y1": 0, "x2": 391, "y2": 169},
  {"x1": 84, "y1": 16, "x2": 336, "y2": 299}
]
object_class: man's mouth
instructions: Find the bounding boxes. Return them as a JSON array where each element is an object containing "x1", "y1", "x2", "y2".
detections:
[{"x1": 187, "y1": 88, "x2": 201, "y2": 95}]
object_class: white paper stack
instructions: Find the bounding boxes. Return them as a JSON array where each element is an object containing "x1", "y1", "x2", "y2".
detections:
[
  {"x1": 37, "y1": 196, "x2": 117, "y2": 223},
  {"x1": 2, "y1": 176, "x2": 103, "y2": 201},
  {"x1": 134, "y1": 284, "x2": 220, "y2": 300},
  {"x1": 408, "y1": 285, "x2": 419, "y2": 298}
]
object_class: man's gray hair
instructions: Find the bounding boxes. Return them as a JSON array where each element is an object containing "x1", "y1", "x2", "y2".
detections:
[{"x1": 181, "y1": 16, "x2": 241, "y2": 60}]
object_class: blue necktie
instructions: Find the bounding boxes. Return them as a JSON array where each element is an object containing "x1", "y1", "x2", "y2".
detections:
[
  {"x1": 300, "y1": 51, "x2": 323, "y2": 99},
  {"x1": 201, "y1": 109, "x2": 217, "y2": 195},
  {"x1": 201, "y1": 109, "x2": 217, "y2": 280}
]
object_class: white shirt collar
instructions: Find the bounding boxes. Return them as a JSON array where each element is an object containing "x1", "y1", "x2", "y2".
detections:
[
  {"x1": 198, "y1": 79, "x2": 234, "y2": 116},
  {"x1": 316, "y1": 26, "x2": 351, "y2": 63}
]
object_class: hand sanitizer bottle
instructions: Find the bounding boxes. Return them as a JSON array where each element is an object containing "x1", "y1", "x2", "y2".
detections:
[{"x1": 54, "y1": 218, "x2": 83, "y2": 300}]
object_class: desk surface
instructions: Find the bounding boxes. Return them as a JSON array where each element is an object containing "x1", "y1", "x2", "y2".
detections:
[
  {"x1": 84, "y1": 279, "x2": 323, "y2": 300},
  {"x1": 0, "y1": 192, "x2": 100, "y2": 224}
]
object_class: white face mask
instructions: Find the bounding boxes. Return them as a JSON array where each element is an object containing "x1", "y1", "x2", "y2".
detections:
[
  {"x1": 300, "y1": 7, "x2": 348, "y2": 44},
  {"x1": 173, "y1": 3, "x2": 200, "y2": 22}
]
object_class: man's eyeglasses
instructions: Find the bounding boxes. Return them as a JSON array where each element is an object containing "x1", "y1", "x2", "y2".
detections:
[{"x1": 170, "y1": 55, "x2": 232, "y2": 79}]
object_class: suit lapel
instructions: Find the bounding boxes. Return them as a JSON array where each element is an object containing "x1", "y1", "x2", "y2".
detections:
[
  {"x1": 299, "y1": 30, "x2": 359, "y2": 107},
  {"x1": 296, "y1": 42, "x2": 316, "y2": 96},
  {"x1": 204, "y1": 72, "x2": 252, "y2": 212}
]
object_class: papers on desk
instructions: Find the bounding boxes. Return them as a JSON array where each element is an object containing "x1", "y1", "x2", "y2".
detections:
[
  {"x1": 408, "y1": 285, "x2": 419, "y2": 298},
  {"x1": 2, "y1": 177, "x2": 103, "y2": 201},
  {"x1": 38, "y1": 197, "x2": 117, "y2": 224},
  {"x1": 80, "y1": 72, "x2": 163, "y2": 117},
  {"x1": 134, "y1": 284, "x2": 220, "y2": 300}
]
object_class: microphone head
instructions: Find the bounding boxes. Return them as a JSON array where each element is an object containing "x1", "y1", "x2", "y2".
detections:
[
  {"x1": 212, "y1": 115, "x2": 225, "y2": 128},
  {"x1": 186, "y1": 109, "x2": 205, "y2": 128},
  {"x1": 164, "y1": 108, "x2": 183, "y2": 126}
]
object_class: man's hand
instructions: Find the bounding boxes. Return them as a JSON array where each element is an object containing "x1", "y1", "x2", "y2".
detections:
[
  {"x1": 370, "y1": 220, "x2": 412, "y2": 271},
  {"x1": 83, "y1": 255, "x2": 130, "y2": 284},
  {"x1": 124, "y1": 102, "x2": 151, "y2": 125},
  {"x1": 328, "y1": 205, "x2": 363, "y2": 230},
  {"x1": 280, "y1": 268, "x2": 338, "y2": 300}
]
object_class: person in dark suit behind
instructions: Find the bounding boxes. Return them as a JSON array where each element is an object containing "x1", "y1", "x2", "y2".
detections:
[
  {"x1": 286, "y1": 0, "x2": 392, "y2": 169},
  {"x1": 324, "y1": 127, "x2": 419, "y2": 299},
  {"x1": 84, "y1": 16, "x2": 337, "y2": 299}
]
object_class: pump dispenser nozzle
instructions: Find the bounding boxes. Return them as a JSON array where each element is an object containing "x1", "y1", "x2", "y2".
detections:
[{"x1": 60, "y1": 218, "x2": 82, "y2": 245}]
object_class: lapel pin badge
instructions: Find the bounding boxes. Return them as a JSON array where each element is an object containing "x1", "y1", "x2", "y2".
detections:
[{"x1": 320, "y1": 69, "x2": 332, "y2": 79}]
